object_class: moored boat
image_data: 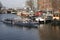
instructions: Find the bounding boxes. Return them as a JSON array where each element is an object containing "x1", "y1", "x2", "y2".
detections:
[
  {"x1": 2, "y1": 18, "x2": 15, "y2": 25},
  {"x1": 15, "y1": 20, "x2": 39, "y2": 28},
  {"x1": 2, "y1": 18, "x2": 39, "y2": 28}
]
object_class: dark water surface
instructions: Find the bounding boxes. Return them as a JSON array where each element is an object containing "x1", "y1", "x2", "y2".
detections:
[
  {"x1": 0, "y1": 22, "x2": 40, "y2": 40},
  {"x1": 0, "y1": 14, "x2": 60, "y2": 40}
]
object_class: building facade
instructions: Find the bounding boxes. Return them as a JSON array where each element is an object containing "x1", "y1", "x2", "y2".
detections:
[
  {"x1": 37, "y1": 0, "x2": 60, "y2": 11},
  {"x1": 37, "y1": 0, "x2": 52, "y2": 11},
  {"x1": 52, "y1": 0, "x2": 60, "y2": 11}
]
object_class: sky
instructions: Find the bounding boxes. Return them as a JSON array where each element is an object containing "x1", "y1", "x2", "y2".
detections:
[{"x1": 0, "y1": 0, "x2": 27, "y2": 8}]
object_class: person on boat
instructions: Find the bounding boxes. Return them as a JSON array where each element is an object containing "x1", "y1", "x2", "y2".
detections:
[{"x1": 39, "y1": 20, "x2": 40, "y2": 24}]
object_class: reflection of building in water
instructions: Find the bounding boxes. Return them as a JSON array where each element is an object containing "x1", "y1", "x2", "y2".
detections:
[
  {"x1": 38, "y1": 24, "x2": 60, "y2": 40},
  {"x1": 52, "y1": 26, "x2": 60, "y2": 32}
]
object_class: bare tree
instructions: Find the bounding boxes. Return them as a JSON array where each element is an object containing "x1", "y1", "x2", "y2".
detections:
[
  {"x1": 0, "y1": 2, "x2": 2, "y2": 10},
  {"x1": 0, "y1": 2, "x2": 3, "y2": 13},
  {"x1": 26, "y1": 0, "x2": 34, "y2": 10}
]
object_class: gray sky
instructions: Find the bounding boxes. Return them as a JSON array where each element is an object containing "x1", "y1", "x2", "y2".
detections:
[{"x1": 0, "y1": 0, "x2": 26, "y2": 8}]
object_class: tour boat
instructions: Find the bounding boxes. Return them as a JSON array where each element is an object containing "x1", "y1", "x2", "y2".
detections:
[{"x1": 2, "y1": 18, "x2": 39, "y2": 28}]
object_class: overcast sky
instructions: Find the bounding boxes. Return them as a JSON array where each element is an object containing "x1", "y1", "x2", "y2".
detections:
[{"x1": 0, "y1": 0, "x2": 26, "y2": 8}]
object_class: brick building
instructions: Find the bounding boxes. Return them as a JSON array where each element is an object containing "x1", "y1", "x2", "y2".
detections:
[
  {"x1": 37, "y1": 0, "x2": 52, "y2": 11},
  {"x1": 37, "y1": 0, "x2": 60, "y2": 11}
]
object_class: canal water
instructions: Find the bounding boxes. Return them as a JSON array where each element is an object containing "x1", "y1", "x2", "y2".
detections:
[
  {"x1": 0, "y1": 14, "x2": 40, "y2": 40},
  {"x1": 0, "y1": 14, "x2": 60, "y2": 40}
]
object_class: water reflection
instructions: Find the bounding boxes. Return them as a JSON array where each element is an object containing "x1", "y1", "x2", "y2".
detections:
[
  {"x1": 1, "y1": 14, "x2": 60, "y2": 40},
  {"x1": 38, "y1": 24, "x2": 60, "y2": 40}
]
